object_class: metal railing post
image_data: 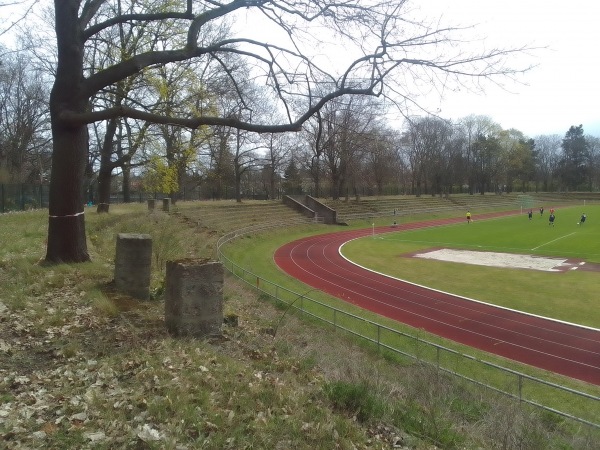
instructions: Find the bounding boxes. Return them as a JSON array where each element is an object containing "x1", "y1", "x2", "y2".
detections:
[{"x1": 518, "y1": 374, "x2": 523, "y2": 402}]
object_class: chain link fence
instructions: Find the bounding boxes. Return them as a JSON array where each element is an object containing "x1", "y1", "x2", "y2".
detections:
[
  {"x1": 0, "y1": 184, "x2": 49, "y2": 213},
  {"x1": 0, "y1": 183, "x2": 275, "y2": 214}
]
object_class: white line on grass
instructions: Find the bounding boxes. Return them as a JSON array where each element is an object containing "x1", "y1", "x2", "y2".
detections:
[{"x1": 532, "y1": 232, "x2": 576, "y2": 251}]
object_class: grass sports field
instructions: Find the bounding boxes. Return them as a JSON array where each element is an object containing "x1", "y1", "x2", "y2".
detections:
[{"x1": 341, "y1": 204, "x2": 600, "y2": 329}]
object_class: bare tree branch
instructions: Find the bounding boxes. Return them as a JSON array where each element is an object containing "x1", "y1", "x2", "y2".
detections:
[
  {"x1": 60, "y1": 81, "x2": 379, "y2": 133},
  {"x1": 0, "y1": 0, "x2": 36, "y2": 38}
]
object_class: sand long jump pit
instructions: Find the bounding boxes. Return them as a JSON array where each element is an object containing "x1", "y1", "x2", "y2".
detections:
[{"x1": 411, "y1": 248, "x2": 588, "y2": 272}]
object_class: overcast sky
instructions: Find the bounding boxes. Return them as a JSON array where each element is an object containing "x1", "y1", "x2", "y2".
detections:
[
  {"x1": 418, "y1": 0, "x2": 600, "y2": 137},
  {"x1": 238, "y1": 0, "x2": 599, "y2": 138},
  {"x1": 2, "y1": 1, "x2": 597, "y2": 138}
]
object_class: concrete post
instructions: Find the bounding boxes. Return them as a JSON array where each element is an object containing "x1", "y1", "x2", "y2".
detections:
[
  {"x1": 162, "y1": 198, "x2": 171, "y2": 212},
  {"x1": 147, "y1": 199, "x2": 155, "y2": 211},
  {"x1": 165, "y1": 259, "x2": 224, "y2": 338},
  {"x1": 114, "y1": 233, "x2": 152, "y2": 300}
]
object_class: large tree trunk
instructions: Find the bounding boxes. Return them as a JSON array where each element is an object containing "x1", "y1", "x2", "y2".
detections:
[
  {"x1": 330, "y1": 169, "x2": 340, "y2": 200},
  {"x1": 97, "y1": 118, "x2": 117, "y2": 213},
  {"x1": 45, "y1": 0, "x2": 90, "y2": 263},
  {"x1": 122, "y1": 164, "x2": 131, "y2": 203},
  {"x1": 312, "y1": 157, "x2": 320, "y2": 198},
  {"x1": 269, "y1": 171, "x2": 276, "y2": 200},
  {"x1": 96, "y1": 166, "x2": 112, "y2": 213},
  {"x1": 46, "y1": 124, "x2": 90, "y2": 263},
  {"x1": 235, "y1": 172, "x2": 242, "y2": 203},
  {"x1": 173, "y1": 163, "x2": 186, "y2": 204}
]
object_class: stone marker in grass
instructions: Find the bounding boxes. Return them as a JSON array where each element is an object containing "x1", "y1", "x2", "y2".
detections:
[
  {"x1": 114, "y1": 233, "x2": 152, "y2": 300},
  {"x1": 165, "y1": 259, "x2": 224, "y2": 338}
]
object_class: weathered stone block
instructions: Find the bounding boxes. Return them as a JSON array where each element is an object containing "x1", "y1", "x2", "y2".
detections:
[
  {"x1": 165, "y1": 259, "x2": 224, "y2": 338},
  {"x1": 162, "y1": 198, "x2": 171, "y2": 212},
  {"x1": 114, "y1": 233, "x2": 152, "y2": 300}
]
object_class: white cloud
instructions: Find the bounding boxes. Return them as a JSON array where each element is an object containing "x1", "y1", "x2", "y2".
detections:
[{"x1": 419, "y1": 0, "x2": 600, "y2": 137}]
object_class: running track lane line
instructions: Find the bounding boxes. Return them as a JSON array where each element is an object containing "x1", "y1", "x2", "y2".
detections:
[{"x1": 273, "y1": 212, "x2": 600, "y2": 385}]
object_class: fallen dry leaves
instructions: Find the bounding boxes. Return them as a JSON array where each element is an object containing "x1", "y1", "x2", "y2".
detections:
[{"x1": 0, "y1": 275, "x2": 404, "y2": 450}]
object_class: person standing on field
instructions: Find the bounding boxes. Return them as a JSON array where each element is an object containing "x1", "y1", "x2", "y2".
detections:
[
  {"x1": 528, "y1": 209, "x2": 533, "y2": 220},
  {"x1": 580, "y1": 213, "x2": 587, "y2": 225},
  {"x1": 466, "y1": 211, "x2": 471, "y2": 224},
  {"x1": 549, "y1": 213, "x2": 555, "y2": 226}
]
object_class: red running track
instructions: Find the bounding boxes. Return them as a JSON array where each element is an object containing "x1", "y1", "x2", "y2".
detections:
[{"x1": 274, "y1": 212, "x2": 600, "y2": 385}]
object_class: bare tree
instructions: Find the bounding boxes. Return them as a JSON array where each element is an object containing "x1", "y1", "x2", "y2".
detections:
[
  {"x1": 0, "y1": 49, "x2": 51, "y2": 183},
  {"x1": 363, "y1": 127, "x2": 402, "y2": 196},
  {"x1": 300, "y1": 113, "x2": 326, "y2": 197},
  {"x1": 497, "y1": 129, "x2": 535, "y2": 193},
  {"x1": 232, "y1": 124, "x2": 262, "y2": 202},
  {"x1": 203, "y1": 126, "x2": 235, "y2": 199},
  {"x1": 456, "y1": 115, "x2": 501, "y2": 194},
  {"x1": 320, "y1": 96, "x2": 381, "y2": 200},
  {"x1": 45, "y1": 0, "x2": 531, "y2": 262},
  {"x1": 0, "y1": 0, "x2": 36, "y2": 39},
  {"x1": 94, "y1": 117, "x2": 150, "y2": 210},
  {"x1": 403, "y1": 116, "x2": 453, "y2": 196},
  {"x1": 533, "y1": 134, "x2": 561, "y2": 192},
  {"x1": 262, "y1": 133, "x2": 290, "y2": 199}
]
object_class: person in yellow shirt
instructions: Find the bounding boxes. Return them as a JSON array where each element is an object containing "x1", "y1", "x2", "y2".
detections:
[{"x1": 466, "y1": 211, "x2": 471, "y2": 224}]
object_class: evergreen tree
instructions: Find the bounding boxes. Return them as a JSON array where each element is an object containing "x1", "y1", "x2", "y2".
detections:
[
  {"x1": 283, "y1": 159, "x2": 302, "y2": 195},
  {"x1": 558, "y1": 125, "x2": 589, "y2": 190}
]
